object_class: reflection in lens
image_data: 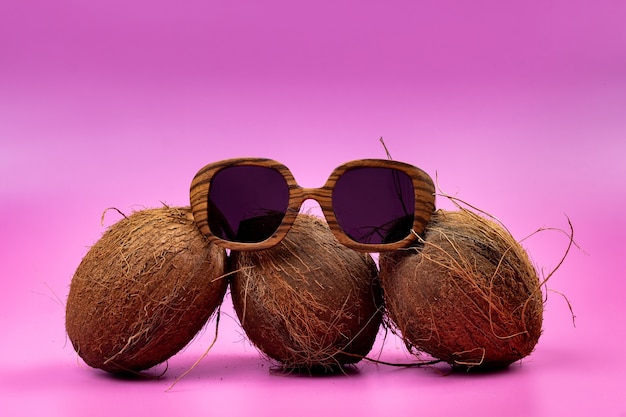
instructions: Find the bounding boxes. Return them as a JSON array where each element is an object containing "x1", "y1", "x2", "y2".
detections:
[
  {"x1": 208, "y1": 166, "x2": 289, "y2": 243},
  {"x1": 333, "y1": 167, "x2": 415, "y2": 245}
]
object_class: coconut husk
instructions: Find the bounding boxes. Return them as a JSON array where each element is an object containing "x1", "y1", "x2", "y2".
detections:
[
  {"x1": 65, "y1": 206, "x2": 228, "y2": 374},
  {"x1": 230, "y1": 214, "x2": 383, "y2": 372},
  {"x1": 379, "y1": 209, "x2": 543, "y2": 371}
]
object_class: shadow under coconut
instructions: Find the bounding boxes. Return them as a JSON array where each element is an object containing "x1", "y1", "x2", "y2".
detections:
[
  {"x1": 376, "y1": 359, "x2": 529, "y2": 381},
  {"x1": 268, "y1": 362, "x2": 362, "y2": 378},
  {"x1": 163, "y1": 353, "x2": 363, "y2": 385},
  {"x1": 447, "y1": 361, "x2": 530, "y2": 376},
  {"x1": 94, "y1": 363, "x2": 171, "y2": 382}
]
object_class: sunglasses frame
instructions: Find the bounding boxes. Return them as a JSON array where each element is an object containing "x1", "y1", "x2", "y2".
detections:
[{"x1": 190, "y1": 157, "x2": 435, "y2": 252}]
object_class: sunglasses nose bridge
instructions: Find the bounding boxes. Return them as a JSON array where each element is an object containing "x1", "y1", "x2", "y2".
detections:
[{"x1": 299, "y1": 187, "x2": 332, "y2": 210}]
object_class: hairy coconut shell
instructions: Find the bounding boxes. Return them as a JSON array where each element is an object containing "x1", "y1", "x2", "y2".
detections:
[
  {"x1": 65, "y1": 206, "x2": 228, "y2": 373},
  {"x1": 230, "y1": 214, "x2": 383, "y2": 371},
  {"x1": 379, "y1": 209, "x2": 543, "y2": 371}
]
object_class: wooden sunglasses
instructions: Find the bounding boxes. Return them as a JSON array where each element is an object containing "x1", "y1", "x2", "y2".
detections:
[{"x1": 190, "y1": 158, "x2": 435, "y2": 252}]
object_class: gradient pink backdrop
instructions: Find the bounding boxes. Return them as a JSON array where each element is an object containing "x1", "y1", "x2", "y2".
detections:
[{"x1": 1, "y1": 1, "x2": 625, "y2": 416}]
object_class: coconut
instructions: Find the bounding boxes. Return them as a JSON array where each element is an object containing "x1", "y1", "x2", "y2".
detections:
[
  {"x1": 230, "y1": 214, "x2": 383, "y2": 372},
  {"x1": 65, "y1": 206, "x2": 228, "y2": 374},
  {"x1": 379, "y1": 209, "x2": 543, "y2": 371}
]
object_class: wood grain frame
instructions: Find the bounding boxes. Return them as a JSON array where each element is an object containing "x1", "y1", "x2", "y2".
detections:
[{"x1": 190, "y1": 157, "x2": 435, "y2": 252}]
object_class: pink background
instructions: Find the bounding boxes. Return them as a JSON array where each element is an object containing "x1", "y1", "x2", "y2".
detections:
[{"x1": 1, "y1": 0, "x2": 625, "y2": 416}]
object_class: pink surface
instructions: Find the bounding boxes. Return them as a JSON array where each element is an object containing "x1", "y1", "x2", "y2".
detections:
[{"x1": 1, "y1": 1, "x2": 625, "y2": 416}]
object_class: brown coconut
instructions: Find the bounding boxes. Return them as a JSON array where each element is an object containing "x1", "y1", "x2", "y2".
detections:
[
  {"x1": 65, "y1": 206, "x2": 228, "y2": 373},
  {"x1": 230, "y1": 214, "x2": 383, "y2": 372},
  {"x1": 379, "y1": 209, "x2": 543, "y2": 371}
]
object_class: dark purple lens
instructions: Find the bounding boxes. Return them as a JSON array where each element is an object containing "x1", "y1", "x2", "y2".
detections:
[
  {"x1": 207, "y1": 165, "x2": 289, "y2": 243},
  {"x1": 332, "y1": 167, "x2": 415, "y2": 245}
]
